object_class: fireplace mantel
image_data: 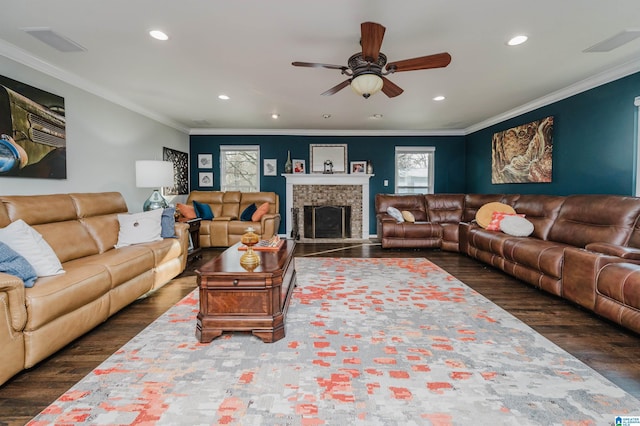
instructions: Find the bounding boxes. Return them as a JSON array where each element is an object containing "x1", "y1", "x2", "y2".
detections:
[{"x1": 283, "y1": 173, "x2": 373, "y2": 240}]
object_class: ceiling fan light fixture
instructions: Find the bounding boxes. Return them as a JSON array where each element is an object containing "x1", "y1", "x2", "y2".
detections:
[{"x1": 350, "y1": 74, "x2": 383, "y2": 98}]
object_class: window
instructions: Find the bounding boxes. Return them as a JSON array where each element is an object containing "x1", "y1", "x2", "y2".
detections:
[
  {"x1": 220, "y1": 145, "x2": 260, "y2": 192},
  {"x1": 395, "y1": 146, "x2": 435, "y2": 194}
]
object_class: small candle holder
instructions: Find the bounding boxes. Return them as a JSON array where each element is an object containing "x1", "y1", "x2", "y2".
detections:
[{"x1": 240, "y1": 226, "x2": 260, "y2": 271}]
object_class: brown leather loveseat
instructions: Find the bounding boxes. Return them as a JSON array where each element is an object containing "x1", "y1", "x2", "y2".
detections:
[
  {"x1": 186, "y1": 191, "x2": 281, "y2": 247},
  {"x1": 375, "y1": 193, "x2": 640, "y2": 335},
  {"x1": 0, "y1": 192, "x2": 189, "y2": 386}
]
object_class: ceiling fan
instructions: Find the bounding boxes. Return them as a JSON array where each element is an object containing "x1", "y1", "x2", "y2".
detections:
[{"x1": 292, "y1": 21, "x2": 451, "y2": 99}]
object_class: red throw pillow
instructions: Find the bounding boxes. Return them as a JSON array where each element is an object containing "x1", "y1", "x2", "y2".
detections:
[
  {"x1": 486, "y1": 211, "x2": 524, "y2": 231},
  {"x1": 252, "y1": 202, "x2": 270, "y2": 222},
  {"x1": 177, "y1": 203, "x2": 197, "y2": 220}
]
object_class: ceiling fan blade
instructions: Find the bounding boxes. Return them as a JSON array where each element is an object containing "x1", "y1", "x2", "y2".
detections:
[
  {"x1": 321, "y1": 79, "x2": 351, "y2": 96},
  {"x1": 386, "y1": 52, "x2": 452, "y2": 72},
  {"x1": 361, "y1": 22, "x2": 386, "y2": 62},
  {"x1": 381, "y1": 76, "x2": 404, "y2": 98},
  {"x1": 292, "y1": 61, "x2": 347, "y2": 71}
]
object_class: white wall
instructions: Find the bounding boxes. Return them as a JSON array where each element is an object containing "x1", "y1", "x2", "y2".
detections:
[{"x1": 0, "y1": 55, "x2": 189, "y2": 211}]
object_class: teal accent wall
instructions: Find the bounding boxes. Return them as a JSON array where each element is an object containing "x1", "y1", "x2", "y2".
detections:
[
  {"x1": 465, "y1": 72, "x2": 640, "y2": 195},
  {"x1": 190, "y1": 135, "x2": 466, "y2": 234}
]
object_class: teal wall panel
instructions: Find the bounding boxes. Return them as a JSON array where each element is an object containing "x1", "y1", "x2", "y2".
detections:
[
  {"x1": 465, "y1": 72, "x2": 640, "y2": 195},
  {"x1": 190, "y1": 134, "x2": 466, "y2": 235}
]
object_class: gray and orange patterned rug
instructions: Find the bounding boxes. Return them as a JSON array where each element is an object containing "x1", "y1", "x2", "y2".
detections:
[{"x1": 29, "y1": 258, "x2": 640, "y2": 425}]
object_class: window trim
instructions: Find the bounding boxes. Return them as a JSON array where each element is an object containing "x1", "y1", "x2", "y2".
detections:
[
  {"x1": 220, "y1": 145, "x2": 261, "y2": 192},
  {"x1": 394, "y1": 146, "x2": 435, "y2": 194}
]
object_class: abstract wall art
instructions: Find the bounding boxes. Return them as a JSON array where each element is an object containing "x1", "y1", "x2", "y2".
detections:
[
  {"x1": 492, "y1": 116, "x2": 553, "y2": 184},
  {"x1": 163, "y1": 147, "x2": 189, "y2": 195}
]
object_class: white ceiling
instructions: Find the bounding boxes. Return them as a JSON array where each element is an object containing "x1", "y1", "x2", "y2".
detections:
[{"x1": 1, "y1": 0, "x2": 640, "y2": 135}]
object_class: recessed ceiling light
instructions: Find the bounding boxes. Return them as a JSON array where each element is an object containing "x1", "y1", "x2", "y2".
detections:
[
  {"x1": 433, "y1": 95, "x2": 445, "y2": 101},
  {"x1": 149, "y1": 30, "x2": 169, "y2": 41},
  {"x1": 371, "y1": 114, "x2": 383, "y2": 119},
  {"x1": 271, "y1": 113, "x2": 280, "y2": 119},
  {"x1": 507, "y1": 35, "x2": 528, "y2": 46},
  {"x1": 218, "y1": 95, "x2": 230, "y2": 100},
  {"x1": 322, "y1": 114, "x2": 331, "y2": 119}
]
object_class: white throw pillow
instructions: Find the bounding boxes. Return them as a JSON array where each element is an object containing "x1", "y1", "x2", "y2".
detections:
[
  {"x1": 386, "y1": 206, "x2": 405, "y2": 223},
  {"x1": 500, "y1": 215, "x2": 534, "y2": 237},
  {"x1": 0, "y1": 219, "x2": 65, "y2": 277},
  {"x1": 115, "y1": 209, "x2": 163, "y2": 248}
]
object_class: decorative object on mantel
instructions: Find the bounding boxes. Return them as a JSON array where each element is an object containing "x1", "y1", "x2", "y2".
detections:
[
  {"x1": 366, "y1": 160, "x2": 374, "y2": 174},
  {"x1": 239, "y1": 227, "x2": 260, "y2": 271},
  {"x1": 323, "y1": 160, "x2": 333, "y2": 174},
  {"x1": 350, "y1": 161, "x2": 366, "y2": 174},
  {"x1": 135, "y1": 160, "x2": 174, "y2": 211},
  {"x1": 293, "y1": 159, "x2": 306, "y2": 174},
  {"x1": 284, "y1": 151, "x2": 293, "y2": 174}
]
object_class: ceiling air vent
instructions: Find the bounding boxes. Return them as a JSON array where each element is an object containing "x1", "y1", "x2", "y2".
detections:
[
  {"x1": 21, "y1": 27, "x2": 86, "y2": 52},
  {"x1": 584, "y1": 29, "x2": 640, "y2": 53}
]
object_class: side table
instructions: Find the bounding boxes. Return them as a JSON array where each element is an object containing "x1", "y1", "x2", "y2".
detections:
[{"x1": 183, "y1": 218, "x2": 202, "y2": 262}]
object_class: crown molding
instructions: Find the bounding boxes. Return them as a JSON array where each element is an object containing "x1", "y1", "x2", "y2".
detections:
[
  {"x1": 189, "y1": 128, "x2": 465, "y2": 137},
  {"x1": 0, "y1": 39, "x2": 189, "y2": 134},
  {"x1": 465, "y1": 58, "x2": 640, "y2": 135}
]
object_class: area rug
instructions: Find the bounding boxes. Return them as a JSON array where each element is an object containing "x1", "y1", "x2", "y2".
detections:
[{"x1": 29, "y1": 258, "x2": 640, "y2": 425}]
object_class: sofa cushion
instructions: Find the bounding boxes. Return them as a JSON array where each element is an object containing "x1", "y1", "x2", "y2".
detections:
[
  {"x1": 500, "y1": 215, "x2": 534, "y2": 237},
  {"x1": 177, "y1": 203, "x2": 197, "y2": 220},
  {"x1": 0, "y1": 241, "x2": 37, "y2": 287},
  {"x1": 252, "y1": 202, "x2": 270, "y2": 221},
  {"x1": 241, "y1": 203, "x2": 257, "y2": 221},
  {"x1": 476, "y1": 202, "x2": 515, "y2": 228},
  {"x1": 0, "y1": 220, "x2": 65, "y2": 277},
  {"x1": 401, "y1": 211, "x2": 415, "y2": 223},
  {"x1": 193, "y1": 201, "x2": 214, "y2": 220},
  {"x1": 115, "y1": 209, "x2": 163, "y2": 248},
  {"x1": 386, "y1": 206, "x2": 404, "y2": 223},
  {"x1": 161, "y1": 207, "x2": 177, "y2": 238}
]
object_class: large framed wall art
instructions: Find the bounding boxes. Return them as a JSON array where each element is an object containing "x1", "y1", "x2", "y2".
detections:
[
  {"x1": 310, "y1": 144, "x2": 347, "y2": 174},
  {"x1": 163, "y1": 147, "x2": 189, "y2": 195},
  {"x1": 0, "y1": 74, "x2": 67, "y2": 179},
  {"x1": 491, "y1": 116, "x2": 554, "y2": 184}
]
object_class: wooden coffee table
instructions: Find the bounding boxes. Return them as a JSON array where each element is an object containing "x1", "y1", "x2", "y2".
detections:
[{"x1": 195, "y1": 240, "x2": 296, "y2": 343}]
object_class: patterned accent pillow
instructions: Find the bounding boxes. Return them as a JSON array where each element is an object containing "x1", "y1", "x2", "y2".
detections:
[
  {"x1": 475, "y1": 202, "x2": 516, "y2": 228},
  {"x1": 401, "y1": 211, "x2": 416, "y2": 223},
  {"x1": 500, "y1": 215, "x2": 535, "y2": 237},
  {"x1": 386, "y1": 206, "x2": 404, "y2": 223},
  {"x1": 252, "y1": 202, "x2": 270, "y2": 222},
  {"x1": 486, "y1": 211, "x2": 525, "y2": 231}
]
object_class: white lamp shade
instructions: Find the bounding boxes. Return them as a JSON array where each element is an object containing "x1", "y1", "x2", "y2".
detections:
[
  {"x1": 135, "y1": 160, "x2": 174, "y2": 188},
  {"x1": 351, "y1": 74, "x2": 383, "y2": 98}
]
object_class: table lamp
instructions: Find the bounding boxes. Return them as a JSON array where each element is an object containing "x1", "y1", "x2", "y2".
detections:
[{"x1": 135, "y1": 160, "x2": 174, "y2": 211}]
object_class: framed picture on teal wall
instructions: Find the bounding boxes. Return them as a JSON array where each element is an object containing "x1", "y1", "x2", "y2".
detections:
[{"x1": 491, "y1": 116, "x2": 553, "y2": 184}]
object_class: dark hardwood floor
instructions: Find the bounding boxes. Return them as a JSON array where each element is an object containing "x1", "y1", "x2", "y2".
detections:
[{"x1": 1, "y1": 242, "x2": 639, "y2": 425}]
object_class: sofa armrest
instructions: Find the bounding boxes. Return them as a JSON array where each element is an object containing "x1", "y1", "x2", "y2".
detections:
[
  {"x1": 585, "y1": 242, "x2": 640, "y2": 261},
  {"x1": 260, "y1": 213, "x2": 281, "y2": 238},
  {"x1": 0, "y1": 273, "x2": 27, "y2": 332}
]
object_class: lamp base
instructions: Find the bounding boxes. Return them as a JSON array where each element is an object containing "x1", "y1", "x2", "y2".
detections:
[{"x1": 143, "y1": 190, "x2": 169, "y2": 211}]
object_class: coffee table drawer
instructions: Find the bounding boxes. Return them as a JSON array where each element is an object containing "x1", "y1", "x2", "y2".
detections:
[{"x1": 204, "y1": 289, "x2": 271, "y2": 315}]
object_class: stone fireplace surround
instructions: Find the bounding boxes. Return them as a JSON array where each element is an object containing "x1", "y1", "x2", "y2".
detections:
[{"x1": 284, "y1": 174, "x2": 373, "y2": 241}]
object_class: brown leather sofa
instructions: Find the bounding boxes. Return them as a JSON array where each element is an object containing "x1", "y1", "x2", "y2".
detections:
[
  {"x1": 375, "y1": 193, "x2": 640, "y2": 335},
  {"x1": 186, "y1": 191, "x2": 281, "y2": 247},
  {"x1": 0, "y1": 192, "x2": 189, "y2": 386}
]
